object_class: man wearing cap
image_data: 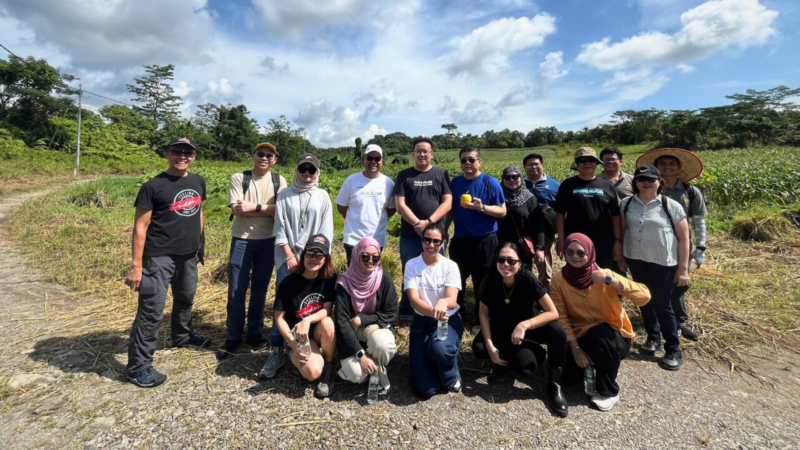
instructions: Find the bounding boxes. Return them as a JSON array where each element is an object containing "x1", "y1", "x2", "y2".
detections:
[
  {"x1": 523, "y1": 153, "x2": 560, "y2": 288},
  {"x1": 219, "y1": 143, "x2": 288, "y2": 359},
  {"x1": 637, "y1": 148, "x2": 707, "y2": 342},
  {"x1": 597, "y1": 147, "x2": 634, "y2": 200},
  {"x1": 336, "y1": 144, "x2": 396, "y2": 267},
  {"x1": 555, "y1": 147, "x2": 622, "y2": 270},
  {"x1": 124, "y1": 137, "x2": 212, "y2": 388},
  {"x1": 260, "y1": 153, "x2": 334, "y2": 379}
]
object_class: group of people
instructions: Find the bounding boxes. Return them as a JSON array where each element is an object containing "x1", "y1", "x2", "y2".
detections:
[{"x1": 123, "y1": 135, "x2": 708, "y2": 414}]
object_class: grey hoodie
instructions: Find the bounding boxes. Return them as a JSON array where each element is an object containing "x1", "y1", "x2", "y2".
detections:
[{"x1": 274, "y1": 187, "x2": 334, "y2": 266}]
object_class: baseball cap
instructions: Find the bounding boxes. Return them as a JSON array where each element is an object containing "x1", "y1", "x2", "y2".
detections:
[
  {"x1": 296, "y1": 153, "x2": 320, "y2": 170},
  {"x1": 364, "y1": 144, "x2": 383, "y2": 156},
  {"x1": 570, "y1": 147, "x2": 601, "y2": 170},
  {"x1": 255, "y1": 142, "x2": 277, "y2": 153},
  {"x1": 633, "y1": 165, "x2": 661, "y2": 180},
  {"x1": 304, "y1": 234, "x2": 331, "y2": 255},
  {"x1": 168, "y1": 137, "x2": 197, "y2": 150}
]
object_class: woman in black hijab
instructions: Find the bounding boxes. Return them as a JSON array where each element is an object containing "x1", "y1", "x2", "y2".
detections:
[{"x1": 496, "y1": 166, "x2": 545, "y2": 269}]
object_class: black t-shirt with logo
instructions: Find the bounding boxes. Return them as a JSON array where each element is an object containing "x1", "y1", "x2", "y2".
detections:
[
  {"x1": 554, "y1": 176, "x2": 620, "y2": 263},
  {"x1": 393, "y1": 167, "x2": 452, "y2": 239},
  {"x1": 134, "y1": 172, "x2": 207, "y2": 257},
  {"x1": 274, "y1": 273, "x2": 337, "y2": 329},
  {"x1": 478, "y1": 270, "x2": 548, "y2": 341}
]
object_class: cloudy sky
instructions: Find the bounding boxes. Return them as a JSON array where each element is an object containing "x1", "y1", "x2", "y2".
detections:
[{"x1": 1, "y1": 0, "x2": 796, "y2": 147}]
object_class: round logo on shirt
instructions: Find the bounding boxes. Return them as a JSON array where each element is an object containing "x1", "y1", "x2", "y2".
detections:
[
  {"x1": 170, "y1": 189, "x2": 202, "y2": 217},
  {"x1": 297, "y1": 293, "x2": 325, "y2": 318}
]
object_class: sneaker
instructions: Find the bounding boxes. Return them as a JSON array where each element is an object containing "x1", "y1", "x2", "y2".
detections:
[
  {"x1": 470, "y1": 325, "x2": 481, "y2": 335},
  {"x1": 315, "y1": 364, "x2": 334, "y2": 399},
  {"x1": 246, "y1": 334, "x2": 270, "y2": 352},
  {"x1": 216, "y1": 339, "x2": 242, "y2": 360},
  {"x1": 679, "y1": 324, "x2": 699, "y2": 342},
  {"x1": 258, "y1": 348, "x2": 286, "y2": 380},
  {"x1": 447, "y1": 372, "x2": 463, "y2": 393},
  {"x1": 639, "y1": 338, "x2": 663, "y2": 356},
  {"x1": 591, "y1": 393, "x2": 619, "y2": 411},
  {"x1": 127, "y1": 367, "x2": 167, "y2": 388},
  {"x1": 176, "y1": 335, "x2": 212, "y2": 349},
  {"x1": 659, "y1": 351, "x2": 684, "y2": 371}
]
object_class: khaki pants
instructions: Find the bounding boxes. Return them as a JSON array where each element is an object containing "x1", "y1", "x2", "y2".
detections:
[
  {"x1": 338, "y1": 325, "x2": 396, "y2": 387},
  {"x1": 535, "y1": 235, "x2": 555, "y2": 289}
]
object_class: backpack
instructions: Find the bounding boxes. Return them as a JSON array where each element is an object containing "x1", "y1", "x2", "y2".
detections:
[
  {"x1": 623, "y1": 195, "x2": 677, "y2": 235},
  {"x1": 229, "y1": 170, "x2": 281, "y2": 221}
]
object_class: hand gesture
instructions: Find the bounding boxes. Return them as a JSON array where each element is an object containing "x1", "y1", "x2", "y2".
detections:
[
  {"x1": 572, "y1": 347, "x2": 589, "y2": 369},
  {"x1": 511, "y1": 323, "x2": 527, "y2": 345},
  {"x1": 286, "y1": 254, "x2": 298, "y2": 271},
  {"x1": 350, "y1": 315, "x2": 362, "y2": 331},
  {"x1": 413, "y1": 219, "x2": 429, "y2": 235},
  {"x1": 591, "y1": 270, "x2": 608, "y2": 285},
  {"x1": 675, "y1": 269, "x2": 690, "y2": 287},
  {"x1": 489, "y1": 347, "x2": 508, "y2": 366},
  {"x1": 125, "y1": 267, "x2": 143, "y2": 291},
  {"x1": 293, "y1": 319, "x2": 311, "y2": 344},
  {"x1": 432, "y1": 299, "x2": 449, "y2": 321},
  {"x1": 618, "y1": 257, "x2": 629, "y2": 274},
  {"x1": 359, "y1": 354, "x2": 377, "y2": 375},
  {"x1": 468, "y1": 197, "x2": 484, "y2": 212}
]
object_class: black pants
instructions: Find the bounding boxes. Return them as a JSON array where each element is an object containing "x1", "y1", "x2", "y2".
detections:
[
  {"x1": 564, "y1": 323, "x2": 631, "y2": 397},
  {"x1": 627, "y1": 258, "x2": 680, "y2": 353},
  {"x1": 671, "y1": 284, "x2": 690, "y2": 327},
  {"x1": 449, "y1": 233, "x2": 498, "y2": 322},
  {"x1": 127, "y1": 253, "x2": 198, "y2": 376},
  {"x1": 472, "y1": 320, "x2": 567, "y2": 377}
]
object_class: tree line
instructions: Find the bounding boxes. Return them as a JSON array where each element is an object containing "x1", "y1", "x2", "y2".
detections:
[{"x1": 1, "y1": 55, "x2": 798, "y2": 168}]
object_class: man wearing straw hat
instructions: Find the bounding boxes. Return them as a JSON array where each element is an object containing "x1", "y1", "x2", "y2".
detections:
[{"x1": 636, "y1": 148, "x2": 707, "y2": 342}]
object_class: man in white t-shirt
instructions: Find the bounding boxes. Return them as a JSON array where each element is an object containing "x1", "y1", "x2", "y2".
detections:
[{"x1": 336, "y1": 144, "x2": 396, "y2": 266}]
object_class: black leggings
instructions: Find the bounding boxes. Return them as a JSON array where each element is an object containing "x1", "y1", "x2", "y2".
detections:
[
  {"x1": 564, "y1": 323, "x2": 631, "y2": 397},
  {"x1": 472, "y1": 320, "x2": 567, "y2": 376}
]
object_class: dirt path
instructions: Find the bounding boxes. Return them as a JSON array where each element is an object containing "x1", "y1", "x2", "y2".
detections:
[{"x1": 1, "y1": 187, "x2": 800, "y2": 449}]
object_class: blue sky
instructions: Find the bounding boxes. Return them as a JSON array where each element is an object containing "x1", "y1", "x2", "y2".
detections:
[{"x1": 0, "y1": 0, "x2": 797, "y2": 147}]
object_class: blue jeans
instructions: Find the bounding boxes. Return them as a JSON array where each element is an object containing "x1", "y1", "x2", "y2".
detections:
[
  {"x1": 398, "y1": 237, "x2": 445, "y2": 321},
  {"x1": 227, "y1": 237, "x2": 275, "y2": 342},
  {"x1": 627, "y1": 258, "x2": 681, "y2": 354},
  {"x1": 270, "y1": 262, "x2": 292, "y2": 348},
  {"x1": 409, "y1": 314, "x2": 464, "y2": 399}
]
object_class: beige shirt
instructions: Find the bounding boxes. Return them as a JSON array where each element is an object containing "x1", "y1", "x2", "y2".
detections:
[{"x1": 228, "y1": 171, "x2": 287, "y2": 240}]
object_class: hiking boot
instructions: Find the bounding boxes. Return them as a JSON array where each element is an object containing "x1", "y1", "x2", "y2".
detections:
[
  {"x1": 127, "y1": 367, "x2": 167, "y2": 388},
  {"x1": 216, "y1": 339, "x2": 242, "y2": 361},
  {"x1": 246, "y1": 334, "x2": 269, "y2": 352},
  {"x1": 176, "y1": 335, "x2": 212, "y2": 349},
  {"x1": 679, "y1": 324, "x2": 699, "y2": 342},
  {"x1": 591, "y1": 393, "x2": 619, "y2": 411},
  {"x1": 639, "y1": 338, "x2": 663, "y2": 356},
  {"x1": 487, "y1": 365, "x2": 507, "y2": 385},
  {"x1": 315, "y1": 364, "x2": 334, "y2": 399},
  {"x1": 659, "y1": 351, "x2": 684, "y2": 371},
  {"x1": 258, "y1": 348, "x2": 286, "y2": 380}
]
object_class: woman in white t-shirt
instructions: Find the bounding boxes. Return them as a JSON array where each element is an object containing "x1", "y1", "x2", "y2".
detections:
[{"x1": 404, "y1": 222, "x2": 463, "y2": 399}]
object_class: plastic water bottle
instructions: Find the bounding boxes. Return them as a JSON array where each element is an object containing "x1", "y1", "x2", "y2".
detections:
[
  {"x1": 367, "y1": 365, "x2": 381, "y2": 405},
  {"x1": 584, "y1": 358, "x2": 596, "y2": 396},
  {"x1": 293, "y1": 331, "x2": 311, "y2": 359},
  {"x1": 437, "y1": 320, "x2": 449, "y2": 341}
]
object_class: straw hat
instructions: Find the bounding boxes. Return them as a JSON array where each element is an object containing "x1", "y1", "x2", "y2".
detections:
[{"x1": 635, "y1": 148, "x2": 704, "y2": 182}]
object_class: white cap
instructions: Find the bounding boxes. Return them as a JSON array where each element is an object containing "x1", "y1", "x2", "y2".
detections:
[{"x1": 364, "y1": 144, "x2": 383, "y2": 156}]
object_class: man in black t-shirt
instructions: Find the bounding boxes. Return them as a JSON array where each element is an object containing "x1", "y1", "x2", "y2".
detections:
[
  {"x1": 555, "y1": 147, "x2": 622, "y2": 270},
  {"x1": 393, "y1": 137, "x2": 453, "y2": 328},
  {"x1": 124, "y1": 138, "x2": 212, "y2": 388}
]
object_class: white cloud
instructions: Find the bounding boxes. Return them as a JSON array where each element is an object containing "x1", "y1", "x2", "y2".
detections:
[
  {"x1": 294, "y1": 100, "x2": 332, "y2": 127},
  {"x1": 437, "y1": 95, "x2": 459, "y2": 114},
  {"x1": 311, "y1": 107, "x2": 386, "y2": 147},
  {"x1": 207, "y1": 78, "x2": 234, "y2": 97},
  {"x1": 445, "y1": 14, "x2": 557, "y2": 77},
  {"x1": 603, "y1": 67, "x2": 670, "y2": 101},
  {"x1": 260, "y1": 56, "x2": 290, "y2": 74},
  {"x1": 577, "y1": 0, "x2": 778, "y2": 71},
  {"x1": 250, "y1": 0, "x2": 371, "y2": 41},
  {"x1": 495, "y1": 84, "x2": 532, "y2": 109},
  {"x1": 173, "y1": 81, "x2": 194, "y2": 98},
  {"x1": 536, "y1": 51, "x2": 568, "y2": 96},
  {"x1": 449, "y1": 100, "x2": 497, "y2": 124}
]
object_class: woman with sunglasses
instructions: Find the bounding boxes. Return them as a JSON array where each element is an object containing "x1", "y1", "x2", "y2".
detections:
[
  {"x1": 272, "y1": 234, "x2": 337, "y2": 399},
  {"x1": 404, "y1": 222, "x2": 463, "y2": 399},
  {"x1": 618, "y1": 165, "x2": 690, "y2": 372},
  {"x1": 335, "y1": 237, "x2": 398, "y2": 390},
  {"x1": 496, "y1": 166, "x2": 545, "y2": 269},
  {"x1": 550, "y1": 233, "x2": 651, "y2": 411},
  {"x1": 471, "y1": 242, "x2": 569, "y2": 417},
  {"x1": 261, "y1": 153, "x2": 334, "y2": 380}
]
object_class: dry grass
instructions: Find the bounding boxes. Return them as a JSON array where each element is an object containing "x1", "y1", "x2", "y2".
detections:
[{"x1": 730, "y1": 210, "x2": 794, "y2": 242}]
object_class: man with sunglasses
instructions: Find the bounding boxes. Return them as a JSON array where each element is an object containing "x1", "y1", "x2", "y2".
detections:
[
  {"x1": 448, "y1": 147, "x2": 506, "y2": 333},
  {"x1": 124, "y1": 137, "x2": 212, "y2": 388},
  {"x1": 219, "y1": 143, "x2": 288, "y2": 359},
  {"x1": 336, "y1": 144, "x2": 396, "y2": 267},
  {"x1": 597, "y1": 147, "x2": 634, "y2": 200}
]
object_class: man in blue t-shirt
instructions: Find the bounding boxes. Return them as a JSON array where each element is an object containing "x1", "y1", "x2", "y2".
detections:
[{"x1": 447, "y1": 148, "x2": 506, "y2": 332}]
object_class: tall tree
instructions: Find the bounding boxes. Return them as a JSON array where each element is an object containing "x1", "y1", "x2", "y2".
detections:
[{"x1": 126, "y1": 64, "x2": 182, "y2": 124}]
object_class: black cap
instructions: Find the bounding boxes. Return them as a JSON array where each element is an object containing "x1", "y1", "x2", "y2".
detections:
[
  {"x1": 167, "y1": 137, "x2": 197, "y2": 150},
  {"x1": 296, "y1": 153, "x2": 320, "y2": 170},
  {"x1": 634, "y1": 165, "x2": 661, "y2": 180},
  {"x1": 304, "y1": 234, "x2": 330, "y2": 255}
]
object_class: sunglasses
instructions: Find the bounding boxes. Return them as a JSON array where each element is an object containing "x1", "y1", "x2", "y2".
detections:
[
  {"x1": 496, "y1": 257, "x2": 520, "y2": 266},
  {"x1": 255, "y1": 151, "x2": 275, "y2": 159},
  {"x1": 460, "y1": 158, "x2": 479, "y2": 164},
  {"x1": 169, "y1": 148, "x2": 196, "y2": 157},
  {"x1": 503, "y1": 174, "x2": 521, "y2": 181},
  {"x1": 365, "y1": 155, "x2": 382, "y2": 163},
  {"x1": 298, "y1": 165, "x2": 318, "y2": 175},
  {"x1": 305, "y1": 250, "x2": 325, "y2": 259},
  {"x1": 360, "y1": 254, "x2": 381, "y2": 264},
  {"x1": 565, "y1": 248, "x2": 587, "y2": 258},
  {"x1": 422, "y1": 237, "x2": 443, "y2": 246},
  {"x1": 575, "y1": 158, "x2": 596, "y2": 164},
  {"x1": 635, "y1": 177, "x2": 657, "y2": 183}
]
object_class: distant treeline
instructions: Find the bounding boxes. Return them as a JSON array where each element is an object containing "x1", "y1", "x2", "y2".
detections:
[{"x1": 1, "y1": 56, "x2": 798, "y2": 168}]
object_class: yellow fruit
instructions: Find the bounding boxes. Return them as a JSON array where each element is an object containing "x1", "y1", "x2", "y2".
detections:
[{"x1": 461, "y1": 194, "x2": 472, "y2": 205}]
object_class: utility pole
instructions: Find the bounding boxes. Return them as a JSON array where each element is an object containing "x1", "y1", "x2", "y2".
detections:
[{"x1": 74, "y1": 84, "x2": 82, "y2": 176}]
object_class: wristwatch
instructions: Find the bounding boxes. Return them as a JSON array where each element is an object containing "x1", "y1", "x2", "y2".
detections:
[
  {"x1": 356, "y1": 349, "x2": 365, "y2": 359},
  {"x1": 256, "y1": 204, "x2": 263, "y2": 213},
  {"x1": 604, "y1": 275, "x2": 613, "y2": 285}
]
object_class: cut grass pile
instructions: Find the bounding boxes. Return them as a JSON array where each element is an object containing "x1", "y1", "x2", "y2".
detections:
[{"x1": 730, "y1": 210, "x2": 794, "y2": 242}]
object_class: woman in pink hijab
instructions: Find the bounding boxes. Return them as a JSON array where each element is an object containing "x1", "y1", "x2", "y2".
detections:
[{"x1": 335, "y1": 237, "x2": 398, "y2": 390}]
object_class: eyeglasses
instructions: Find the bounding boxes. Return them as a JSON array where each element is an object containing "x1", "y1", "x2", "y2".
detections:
[
  {"x1": 298, "y1": 165, "x2": 318, "y2": 175},
  {"x1": 365, "y1": 155, "x2": 382, "y2": 163},
  {"x1": 422, "y1": 237, "x2": 443, "y2": 246},
  {"x1": 413, "y1": 150, "x2": 431, "y2": 155},
  {"x1": 602, "y1": 158, "x2": 619, "y2": 164},
  {"x1": 360, "y1": 254, "x2": 381, "y2": 264},
  {"x1": 565, "y1": 248, "x2": 587, "y2": 258},
  {"x1": 460, "y1": 158, "x2": 479, "y2": 164},
  {"x1": 502, "y1": 174, "x2": 521, "y2": 181},
  {"x1": 575, "y1": 158, "x2": 596, "y2": 164},
  {"x1": 256, "y1": 151, "x2": 275, "y2": 159},
  {"x1": 496, "y1": 257, "x2": 520, "y2": 266},
  {"x1": 305, "y1": 250, "x2": 325, "y2": 260},
  {"x1": 169, "y1": 148, "x2": 196, "y2": 157}
]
